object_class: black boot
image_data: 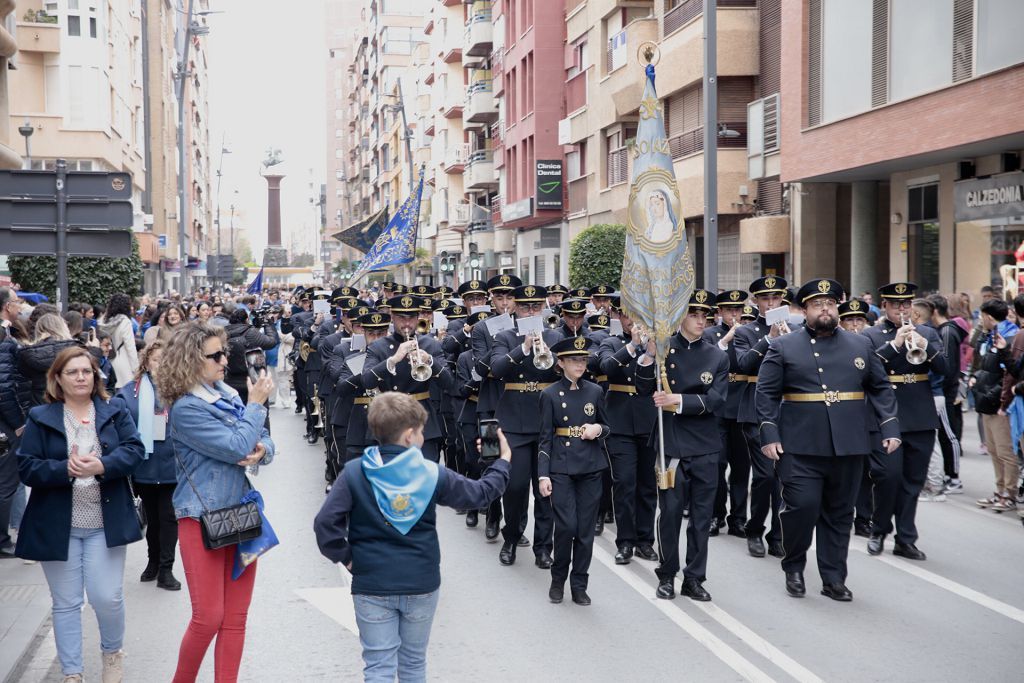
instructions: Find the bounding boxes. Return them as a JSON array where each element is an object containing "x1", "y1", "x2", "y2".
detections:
[
  {"x1": 157, "y1": 568, "x2": 181, "y2": 591},
  {"x1": 140, "y1": 561, "x2": 159, "y2": 582}
]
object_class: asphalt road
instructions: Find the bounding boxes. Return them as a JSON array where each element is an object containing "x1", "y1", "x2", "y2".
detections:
[{"x1": 12, "y1": 405, "x2": 1024, "y2": 682}]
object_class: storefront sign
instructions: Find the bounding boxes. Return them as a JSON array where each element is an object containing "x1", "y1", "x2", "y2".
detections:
[
  {"x1": 955, "y1": 171, "x2": 1024, "y2": 221},
  {"x1": 502, "y1": 197, "x2": 533, "y2": 223},
  {"x1": 536, "y1": 160, "x2": 564, "y2": 210}
]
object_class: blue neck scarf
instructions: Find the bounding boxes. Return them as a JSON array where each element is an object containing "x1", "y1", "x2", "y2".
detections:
[
  {"x1": 205, "y1": 383, "x2": 246, "y2": 420},
  {"x1": 361, "y1": 444, "x2": 439, "y2": 535},
  {"x1": 137, "y1": 374, "x2": 157, "y2": 457}
]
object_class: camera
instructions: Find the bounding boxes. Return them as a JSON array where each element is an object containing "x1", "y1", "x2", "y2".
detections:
[{"x1": 251, "y1": 305, "x2": 274, "y2": 329}]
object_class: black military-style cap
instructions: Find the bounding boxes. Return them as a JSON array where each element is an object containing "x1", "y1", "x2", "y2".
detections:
[
  {"x1": 339, "y1": 297, "x2": 364, "y2": 313},
  {"x1": 569, "y1": 287, "x2": 589, "y2": 300},
  {"x1": 350, "y1": 305, "x2": 373, "y2": 320},
  {"x1": 560, "y1": 299, "x2": 587, "y2": 315},
  {"x1": 487, "y1": 274, "x2": 522, "y2": 292},
  {"x1": 436, "y1": 286, "x2": 454, "y2": 298},
  {"x1": 749, "y1": 275, "x2": 788, "y2": 296},
  {"x1": 513, "y1": 285, "x2": 547, "y2": 303},
  {"x1": 331, "y1": 286, "x2": 356, "y2": 302},
  {"x1": 412, "y1": 284, "x2": 436, "y2": 296},
  {"x1": 387, "y1": 295, "x2": 421, "y2": 314},
  {"x1": 299, "y1": 291, "x2": 311, "y2": 302},
  {"x1": 446, "y1": 305, "x2": 468, "y2": 320},
  {"x1": 358, "y1": 311, "x2": 391, "y2": 329},
  {"x1": 466, "y1": 311, "x2": 492, "y2": 326},
  {"x1": 548, "y1": 284, "x2": 569, "y2": 296},
  {"x1": 716, "y1": 289, "x2": 748, "y2": 307},
  {"x1": 796, "y1": 278, "x2": 845, "y2": 306},
  {"x1": 551, "y1": 335, "x2": 593, "y2": 357},
  {"x1": 740, "y1": 304, "x2": 756, "y2": 320},
  {"x1": 457, "y1": 280, "x2": 487, "y2": 297},
  {"x1": 878, "y1": 282, "x2": 917, "y2": 300},
  {"x1": 589, "y1": 284, "x2": 616, "y2": 298},
  {"x1": 587, "y1": 314, "x2": 610, "y2": 330},
  {"x1": 418, "y1": 296, "x2": 439, "y2": 311},
  {"x1": 392, "y1": 284, "x2": 408, "y2": 295},
  {"x1": 688, "y1": 289, "x2": 716, "y2": 312},
  {"x1": 312, "y1": 290, "x2": 331, "y2": 301},
  {"x1": 839, "y1": 299, "x2": 869, "y2": 319},
  {"x1": 783, "y1": 287, "x2": 799, "y2": 305}
]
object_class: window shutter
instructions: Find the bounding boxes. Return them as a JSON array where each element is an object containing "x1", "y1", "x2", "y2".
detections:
[
  {"x1": 871, "y1": 0, "x2": 888, "y2": 107},
  {"x1": 952, "y1": 0, "x2": 973, "y2": 82},
  {"x1": 807, "y1": 0, "x2": 822, "y2": 126},
  {"x1": 759, "y1": 0, "x2": 782, "y2": 97}
]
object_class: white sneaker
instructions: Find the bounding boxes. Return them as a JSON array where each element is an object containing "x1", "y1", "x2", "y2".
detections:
[
  {"x1": 919, "y1": 490, "x2": 947, "y2": 502},
  {"x1": 62, "y1": 675, "x2": 83, "y2": 683},
  {"x1": 943, "y1": 479, "x2": 964, "y2": 494},
  {"x1": 102, "y1": 650, "x2": 125, "y2": 683}
]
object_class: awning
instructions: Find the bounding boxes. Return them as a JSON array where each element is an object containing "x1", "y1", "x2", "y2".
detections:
[{"x1": 333, "y1": 207, "x2": 389, "y2": 253}]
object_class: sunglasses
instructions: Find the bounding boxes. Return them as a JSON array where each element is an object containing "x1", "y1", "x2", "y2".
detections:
[{"x1": 204, "y1": 350, "x2": 227, "y2": 363}]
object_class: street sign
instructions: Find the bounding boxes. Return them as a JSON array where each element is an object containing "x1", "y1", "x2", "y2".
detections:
[{"x1": 0, "y1": 162, "x2": 136, "y2": 310}]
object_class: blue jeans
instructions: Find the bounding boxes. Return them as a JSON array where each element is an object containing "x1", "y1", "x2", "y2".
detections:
[
  {"x1": 40, "y1": 527, "x2": 127, "y2": 676},
  {"x1": 352, "y1": 591, "x2": 439, "y2": 683}
]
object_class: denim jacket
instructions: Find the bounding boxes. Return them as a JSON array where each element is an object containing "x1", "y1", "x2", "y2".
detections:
[{"x1": 169, "y1": 381, "x2": 275, "y2": 520}]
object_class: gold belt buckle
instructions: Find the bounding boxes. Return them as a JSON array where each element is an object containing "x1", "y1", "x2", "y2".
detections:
[
  {"x1": 568, "y1": 425, "x2": 584, "y2": 438},
  {"x1": 728, "y1": 373, "x2": 738, "y2": 382},
  {"x1": 823, "y1": 390, "x2": 840, "y2": 406},
  {"x1": 526, "y1": 381, "x2": 539, "y2": 392},
  {"x1": 903, "y1": 373, "x2": 917, "y2": 384}
]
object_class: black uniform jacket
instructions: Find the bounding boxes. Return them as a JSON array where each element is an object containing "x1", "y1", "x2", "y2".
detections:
[
  {"x1": 704, "y1": 323, "x2": 743, "y2": 420},
  {"x1": 489, "y1": 326, "x2": 564, "y2": 434},
  {"x1": 862, "y1": 319, "x2": 946, "y2": 432},
  {"x1": 755, "y1": 326, "x2": 901, "y2": 456},
  {"x1": 733, "y1": 316, "x2": 774, "y2": 423},
  {"x1": 598, "y1": 335, "x2": 657, "y2": 437},
  {"x1": 470, "y1": 323, "x2": 502, "y2": 416},
  {"x1": 636, "y1": 333, "x2": 729, "y2": 457},
  {"x1": 325, "y1": 338, "x2": 358, "y2": 427},
  {"x1": 538, "y1": 376, "x2": 610, "y2": 478},
  {"x1": 339, "y1": 348, "x2": 374, "y2": 449},
  {"x1": 453, "y1": 349, "x2": 481, "y2": 425}
]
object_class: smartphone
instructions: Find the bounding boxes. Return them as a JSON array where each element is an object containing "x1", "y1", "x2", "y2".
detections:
[
  {"x1": 244, "y1": 349, "x2": 268, "y2": 383},
  {"x1": 479, "y1": 419, "x2": 500, "y2": 460}
]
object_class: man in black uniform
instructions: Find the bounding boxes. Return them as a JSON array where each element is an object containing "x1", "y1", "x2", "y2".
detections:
[
  {"x1": 557, "y1": 298, "x2": 589, "y2": 338},
  {"x1": 453, "y1": 311, "x2": 491, "y2": 529},
  {"x1": 756, "y1": 279, "x2": 901, "y2": 601},
  {"x1": 589, "y1": 285, "x2": 616, "y2": 315},
  {"x1": 538, "y1": 335, "x2": 611, "y2": 606},
  {"x1": 547, "y1": 284, "x2": 568, "y2": 308},
  {"x1": 838, "y1": 299, "x2": 875, "y2": 538},
  {"x1": 490, "y1": 285, "x2": 561, "y2": 568},
  {"x1": 339, "y1": 312, "x2": 392, "y2": 465},
  {"x1": 320, "y1": 303, "x2": 371, "y2": 489},
  {"x1": 638, "y1": 289, "x2": 729, "y2": 602},
  {"x1": 735, "y1": 276, "x2": 791, "y2": 558},
  {"x1": 361, "y1": 295, "x2": 456, "y2": 462},
  {"x1": 863, "y1": 282, "x2": 946, "y2": 561},
  {"x1": 598, "y1": 310, "x2": 659, "y2": 564},
  {"x1": 704, "y1": 289, "x2": 751, "y2": 537}
]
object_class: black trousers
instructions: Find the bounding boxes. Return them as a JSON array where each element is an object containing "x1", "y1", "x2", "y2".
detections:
[
  {"x1": 500, "y1": 432, "x2": 553, "y2": 555},
  {"x1": 607, "y1": 434, "x2": 656, "y2": 547},
  {"x1": 655, "y1": 452, "x2": 717, "y2": 582},
  {"x1": 325, "y1": 425, "x2": 347, "y2": 484},
  {"x1": 460, "y1": 420, "x2": 502, "y2": 522},
  {"x1": 550, "y1": 471, "x2": 603, "y2": 591},
  {"x1": 869, "y1": 430, "x2": 935, "y2": 544},
  {"x1": 741, "y1": 422, "x2": 781, "y2": 543},
  {"x1": 420, "y1": 438, "x2": 441, "y2": 463},
  {"x1": 853, "y1": 457, "x2": 873, "y2": 527},
  {"x1": 134, "y1": 482, "x2": 178, "y2": 570},
  {"x1": 0, "y1": 430, "x2": 21, "y2": 549},
  {"x1": 937, "y1": 398, "x2": 963, "y2": 478},
  {"x1": 714, "y1": 417, "x2": 750, "y2": 528},
  {"x1": 776, "y1": 453, "x2": 863, "y2": 584}
]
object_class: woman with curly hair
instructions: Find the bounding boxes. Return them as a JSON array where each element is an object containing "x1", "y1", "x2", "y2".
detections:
[
  {"x1": 99, "y1": 294, "x2": 138, "y2": 390},
  {"x1": 156, "y1": 323, "x2": 275, "y2": 683}
]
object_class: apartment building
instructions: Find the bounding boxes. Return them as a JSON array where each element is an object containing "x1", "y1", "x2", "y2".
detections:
[
  {"x1": 0, "y1": 3, "x2": 19, "y2": 170},
  {"x1": 185, "y1": 4, "x2": 213, "y2": 285},
  {"x1": 777, "y1": 0, "x2": 1024, "y2": 297}
]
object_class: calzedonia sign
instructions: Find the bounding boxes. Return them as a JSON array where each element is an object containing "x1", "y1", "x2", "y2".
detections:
[
  {"x1": 955, "y1": 171, "x2": 1024, "y2": 222},
  {"x1": 536, "y1": 160, "x2": 563, "y2": 210}
]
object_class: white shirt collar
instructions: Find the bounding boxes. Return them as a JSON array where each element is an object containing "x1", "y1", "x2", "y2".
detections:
[{"x1": 188, "y1": 381, "x2": 237, "y2": 404}]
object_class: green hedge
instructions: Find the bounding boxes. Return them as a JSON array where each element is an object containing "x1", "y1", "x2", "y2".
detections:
[
  {"x1": 9, "y1": 235, "x2": 144, "y2": 305},
  {"x1": 568, "y1": 223, "x2": 626, "y2": 290}
]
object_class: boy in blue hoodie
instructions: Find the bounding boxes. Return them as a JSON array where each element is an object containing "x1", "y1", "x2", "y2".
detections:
[{"x1": 314, "y1": 391, "x2": 510, "y2": 682}]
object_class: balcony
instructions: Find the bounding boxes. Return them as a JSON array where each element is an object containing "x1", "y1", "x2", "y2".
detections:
[
  {"x1": 16, "y1": 18, "x2": 61, "y2": 53},
  {"x1": 464, "y1": 82, "x2": 497, "y2": 126},
  {"x1": 464, "y1": 7, "x2": 493, "y2": 57},
  {"x1": 667, "y1": 122, "x2": 748, "y2": 161},
  {"x1": 664, "y1": 0, "x2": 757, "y2": 38},
  {"x1": 567, "y1": 175, "x2": 589, "y2": 218},
  {"x1": 451, "y1": 202, "x2": 471, "y2": 227},
  {"x1": 444, "y1": 143, "x2": 469, "y2": 173},
  {"x1": 566, "y1": 71, "x2": 587, "y2": 115},
  {"x1": 465, "y1": 149, "x2": 497, "y2": 190}
]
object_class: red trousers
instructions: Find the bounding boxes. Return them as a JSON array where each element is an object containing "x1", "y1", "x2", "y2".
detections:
[{"x1": 172, "y1": 518, "x2": 257, "y2": 683}]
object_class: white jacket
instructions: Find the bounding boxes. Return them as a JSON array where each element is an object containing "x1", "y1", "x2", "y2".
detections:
[{"x1": 100, "y1": 314, "x2": 138, "y2": 389}]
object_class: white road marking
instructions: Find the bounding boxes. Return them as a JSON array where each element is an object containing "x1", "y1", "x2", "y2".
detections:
[
  {"x1": 850, "y1": 545, "x2": 1024, "y2": 625},
  {"x1": 591, "y1": 546, "x2": 776, "y2": 683},
  {"x1": 294, "y1": 565, "x2": 360, "y2": 636}
]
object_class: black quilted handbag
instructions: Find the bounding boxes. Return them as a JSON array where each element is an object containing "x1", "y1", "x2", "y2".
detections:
[{"x1": 175, "y1": 454, "x2": 262, "y2": 550}]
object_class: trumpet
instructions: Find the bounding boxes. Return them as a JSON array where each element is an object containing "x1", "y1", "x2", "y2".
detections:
[
  {"x1": 533, "y1": 332, "x2": 554, "y2": 370},
  {"x1": 311, "y1": 384, "x2": 325, "y2": 429},
  {"x1": 900, "y1": 313, "x2": 927, "y2": 365},
  {"x1": 416, "y1": 318, "x2": 431, "y2": 335},
  {"x1": 543, "y1": 311, "x2": 561, "y2": 329},
  {"x1": 406, "y1": 332, "x2": 433, "y2": 382}
]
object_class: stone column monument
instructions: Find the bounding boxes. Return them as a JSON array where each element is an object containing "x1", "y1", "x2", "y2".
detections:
[{"x1": 261, "y1": 148, "x2": 289, "y2": 267}]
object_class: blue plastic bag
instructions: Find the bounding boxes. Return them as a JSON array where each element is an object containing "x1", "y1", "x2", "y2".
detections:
[{"x1": 232, "y1": 490, "x2": 279, "y2": 580}]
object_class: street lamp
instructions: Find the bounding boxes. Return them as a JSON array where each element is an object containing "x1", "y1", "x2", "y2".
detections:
[
  {"x1": 18, "y1": 119, "x2": 33, "y2": 168},
  {"x1": 214, "y1": 140, "x2": 231, "y2": 289}
]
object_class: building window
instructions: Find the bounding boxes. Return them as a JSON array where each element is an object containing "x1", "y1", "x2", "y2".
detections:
[
  {"x1": 67, "y1": 14, "x2": 81, "y2": 36},
  {"x1": 890, "y1": 0, "x2": 953, "y2": 102},
  {"x1": 553, "y1": 254, "x2": 561, "y2": 284},
  {"x1": 519, "y1": 257, "x2": 530, "y2": 284},
  {"x1": 907, "y1": 183, "x2": 940, "y2": 293},
  {"x1": 89, "y1": 16, "x2": 97, "y2": 38},
  {"x1": 819, "y1": 0, "x2": 872, "y2": 122},
  {"x1": 976, "y1": 0, "x2": 1024, "y2": 75}
]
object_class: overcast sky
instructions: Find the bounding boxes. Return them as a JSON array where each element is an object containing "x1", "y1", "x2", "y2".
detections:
[{"x1": 204, "y1": 0, "x2": 327, "y2": 260}]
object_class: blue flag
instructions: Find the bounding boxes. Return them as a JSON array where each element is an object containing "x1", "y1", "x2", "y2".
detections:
[
  {"x1": 336, "y1": 206, "x2": 389, "y2": 253},
  {"x1": 245, "y1": 266, "x2": 264, "y2": 294},
  {"x1": 619, "y1": 64, "x2": 696, "y2": 363},
  {"x1": 350, "y1": 168, "x2": 425, "y2": 283}
]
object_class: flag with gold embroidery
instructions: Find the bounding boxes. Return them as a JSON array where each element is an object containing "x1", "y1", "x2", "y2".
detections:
[
  {"x1": 350, "y1": 167, "x2": 425, "y2": 283},
  {"x1": 619, "y1": 62, "x2": 695, "y2": 364}
]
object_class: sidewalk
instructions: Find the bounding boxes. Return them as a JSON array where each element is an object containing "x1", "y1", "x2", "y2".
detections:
[{"x1": 0, "y1": 555, "x2": 50, "y2": 683}]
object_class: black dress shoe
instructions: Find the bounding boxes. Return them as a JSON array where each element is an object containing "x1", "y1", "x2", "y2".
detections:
[
  {"x1": 709, "y1": 518, "x2": 721, "y2": 537},
  {"x1": 485, "y1": 520, "x2": 500, "y2": 541},
  {"x1": 726, "y1": 525, "x2": 747, "y2": 538},
  {"x1": 498, "y1": 542, "x2": 516, "y2": 566},
  {"x1": 594, "y1": 518, "x2": 605, "y2": 536},
  {"x1": 604, "y1": 510, "x2": 615, "y2": 524},
  {"x1": 140, "y1": 562, "x2": 159, "y2": 582},
  {"x1": 157, "y1": 569, "x2": 181, "y2": 591},
  {"x1": 867, "y1": 534, "x2": 886, "y2": 556},
  {"x1": 680, "y1": 578, "x2": 711, "y2": 602},
  {"x1": 535, "y1": 551, "x2": 553, "y2": 569},
  {"x1": 517, "y1": 534, "x2": 531, "y2": 547},
  {"x1": 767, "y1": 541, "x2": 785, "y2": 558},
  {"x1": 747, "y1": 537, "x2": 766, "y2": 558},
  {"x1": 655, "y1": 579, "x2": 675, "y2": 600},
  {"x1": 635, "y1": 544, "x2": 659, "y2": 562},
  {"x1": 294, "y1": 404, "x2": 303, "y2": 414},
  {"x1": 893, "y1": 542, "x2": 927, "y2": 561},
  {"x1": 306, "y1": 432, "x2": 319, "y2": 445},
  {"x1": 821, "y1": 583, "x2": 853, "y2": 601},
  {"x1": 455, "y1": 509, "x2": 467, "y2": 515},
  {"x1": 853, "y1": 520, "x2": 872, "y2": 538},
  {"x1": 785, "y1": 571, "x2": 806, "y2": 597},
  {"x1": 465, "y1": 510, "x2": 479, "y2": 528},
  {"x1": 614, "y1": 546, "x2": 633, "y2": 565},
  {"x1": 571, "y1": 589, "x2": 592, "y2": 606},
  {"x1": 549, "y1": 583, "x2": 564, "y2": 604}
]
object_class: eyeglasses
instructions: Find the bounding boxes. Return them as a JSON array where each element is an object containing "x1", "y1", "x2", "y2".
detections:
[
  {"x1": 61, "y1": 369, "x2": 94, "y2": 379},
  {"x1": 204, "y1": 350, "x2": 227, "y2": 363}
]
